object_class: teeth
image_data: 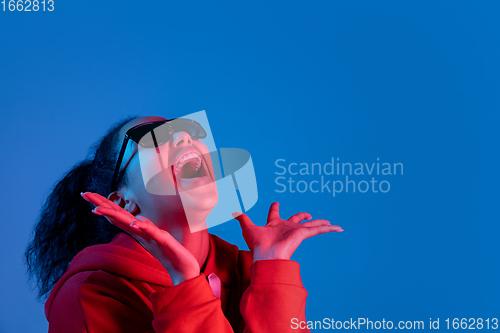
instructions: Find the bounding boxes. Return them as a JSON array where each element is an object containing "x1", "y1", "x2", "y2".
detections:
[{"x1": 174, "y1": 151, "x2": 202, "y2": 176}]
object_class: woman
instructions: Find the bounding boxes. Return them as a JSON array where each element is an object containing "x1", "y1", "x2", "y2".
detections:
[{"x1": 26, "y1": 115, "x2": 343, "y2": 332}]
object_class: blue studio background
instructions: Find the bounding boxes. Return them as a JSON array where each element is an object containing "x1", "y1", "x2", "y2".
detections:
[{"x1": 1, "y1": 1, "x2": 499, "y2": 332}]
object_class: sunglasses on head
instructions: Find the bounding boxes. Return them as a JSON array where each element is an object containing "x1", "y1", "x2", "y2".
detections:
[{"x1": 110, "y1": 118, "x2": 207, "y2": 192}]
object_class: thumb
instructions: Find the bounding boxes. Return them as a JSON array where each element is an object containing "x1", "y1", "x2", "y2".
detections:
[{"x1": 232, "y1": 212, "x2": 254, "y2": 229}]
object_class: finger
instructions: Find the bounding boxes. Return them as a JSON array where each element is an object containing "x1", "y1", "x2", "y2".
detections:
[
  {"x1": 102, "y1": 215, "x2": 150, "y2": 241},
  {"x1": 288, "y1": 212, "x2": 312, "y2": 224},
  {"x1": 300, "y1": 219, "x2": 332, "y2": 227},
  {"x1": 266, "y1": 202, "x2": 281, "y2": 224},
  {"x1": 85, "y1": 192, "x2": 124, "y2": 211},
  {"x1": 80, "y1": 192, "x2": 97, "y2": 209},
  {"x1": 93, "y1": 206, "x2": 135, "y2": 226},
  {"x1": 102, "y1": 214, "x2": 118, "y2": 225},
  {"x1": 303, "y1": 225, "x2": 343, "y2": 239},
  {"x1": 129, "y1": 218, "x2": 174, "y2": 248},
  {"x1": 82, "y1": 192, "x2": 114, "y2": 209},
  {"x1": 81, "y1": 192, "x2": 99, "y2": 208},
  {"x1": 232, "y1": 212, "x2": 255, "y2": 229},
  {"x1": 80, "y1": 192, "x2": 91, "y2": 202}
]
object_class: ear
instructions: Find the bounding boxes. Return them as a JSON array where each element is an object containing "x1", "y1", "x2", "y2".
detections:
[
  {"x1": 107, "y1": 191, "x2": 141, "y2": 216},
  {"x1": 124, "y1": 200, "x2": 141, "y2": 216},
  {"x1": 108, "y1": 192, "x2": 126, "y2": 208}
]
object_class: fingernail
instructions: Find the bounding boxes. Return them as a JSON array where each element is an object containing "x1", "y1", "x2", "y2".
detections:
[
  {"x1": 232, "y1": 212, "x2": 241, "y2": 218},
  {"x1": 92, "y1": 209, "x2": 103, "y2": 215}
]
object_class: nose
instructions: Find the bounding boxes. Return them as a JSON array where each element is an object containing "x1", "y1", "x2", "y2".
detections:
[{"x1": 170, "y1": 131, "x2": 192, "y2": 148}]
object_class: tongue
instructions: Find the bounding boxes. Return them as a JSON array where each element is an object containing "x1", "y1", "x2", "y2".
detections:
[{"x1": 179, "y1": 160, "x2": 200, "y2": 179}]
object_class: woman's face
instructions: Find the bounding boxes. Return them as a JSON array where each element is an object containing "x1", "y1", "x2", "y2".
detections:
[{"x1": 113, "y1": 116, "x2": 218, "y2": 231}]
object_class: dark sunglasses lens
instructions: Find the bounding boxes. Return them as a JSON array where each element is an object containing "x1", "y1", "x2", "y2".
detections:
[
  {"x1": 170, "y1": 118, "x2": 207, "y2": 139},
  {"x1": 129, "y1": 123, "x2": 165, "y2": 148},
  {"x1": 152, "y1": 124, "x2": 171, "y2": 145},
  {"x1": 131, "y1": 119, "x2": 207, "y2": 148}
]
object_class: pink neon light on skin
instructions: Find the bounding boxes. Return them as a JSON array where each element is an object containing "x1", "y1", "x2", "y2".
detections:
[{"x1": 82, "y1": 115, "x2": 343, "y2": 287}]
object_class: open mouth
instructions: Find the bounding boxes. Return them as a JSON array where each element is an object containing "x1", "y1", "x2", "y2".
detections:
[
  {"x1": 177, "y1": 159, "x2": 206, "y2": 179},
  {"x1": 168, "y1": 148, "x2": 215, "y2": 195},
  {"x1": 174, "y1": 152, "x2": 207, "y2": 179}
]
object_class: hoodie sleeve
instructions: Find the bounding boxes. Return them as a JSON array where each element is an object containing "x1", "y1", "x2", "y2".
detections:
[
  {"x1": 149, "y1": 259, "x2": 311, "y2": 333},
  {"x1": 240, "y1": 259, "x2": 311, "y2": 332}
]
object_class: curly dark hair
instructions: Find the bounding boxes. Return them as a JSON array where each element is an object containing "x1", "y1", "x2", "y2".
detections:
[{"x1": 25, "y1": 116, "x2": 138, "y2": 301}]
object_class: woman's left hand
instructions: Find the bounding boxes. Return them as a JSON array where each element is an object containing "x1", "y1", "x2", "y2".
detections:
[{"x1": 232, "y1": 202, "x2": 343, "y2": 262}]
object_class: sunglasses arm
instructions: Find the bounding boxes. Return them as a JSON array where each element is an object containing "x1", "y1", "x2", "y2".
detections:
[{"x1": 110, "y1": 135, "x2": 130, "y2": 193}]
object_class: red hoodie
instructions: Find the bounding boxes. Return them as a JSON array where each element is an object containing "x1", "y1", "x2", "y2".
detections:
[{"x1": 45, "y1": 232, "x2": 311, "y2": 332}]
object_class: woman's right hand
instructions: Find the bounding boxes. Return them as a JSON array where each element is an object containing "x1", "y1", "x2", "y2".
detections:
[{"x1": 80, "y1": 192, "x2": 200, "y2": 286}]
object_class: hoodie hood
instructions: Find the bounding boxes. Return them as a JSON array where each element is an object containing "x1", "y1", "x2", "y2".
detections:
[{"x1": 44, "y1": 232, "x2": 240, "y2": 320}]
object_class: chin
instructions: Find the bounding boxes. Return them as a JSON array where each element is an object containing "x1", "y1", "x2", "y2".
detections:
[
  {"x1": 180, "y1": 188, "x2": 218, "y2": 233},
  {"x1": 180, "y1": 186, "x2": 218, "y2": 212}
]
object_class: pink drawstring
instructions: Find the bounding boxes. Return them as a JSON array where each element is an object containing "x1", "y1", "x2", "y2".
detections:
[{"x1": 207, "y1": 272, "x2": 221, "y2": 299}]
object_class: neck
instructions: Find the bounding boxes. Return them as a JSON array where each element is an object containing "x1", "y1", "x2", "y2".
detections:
[
  {"x1": 151, "y1": 208, "x2": 211, "y2": 273},
  {"x1": 170, "y1": 227, "x2": 210, "y2": 271}
]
